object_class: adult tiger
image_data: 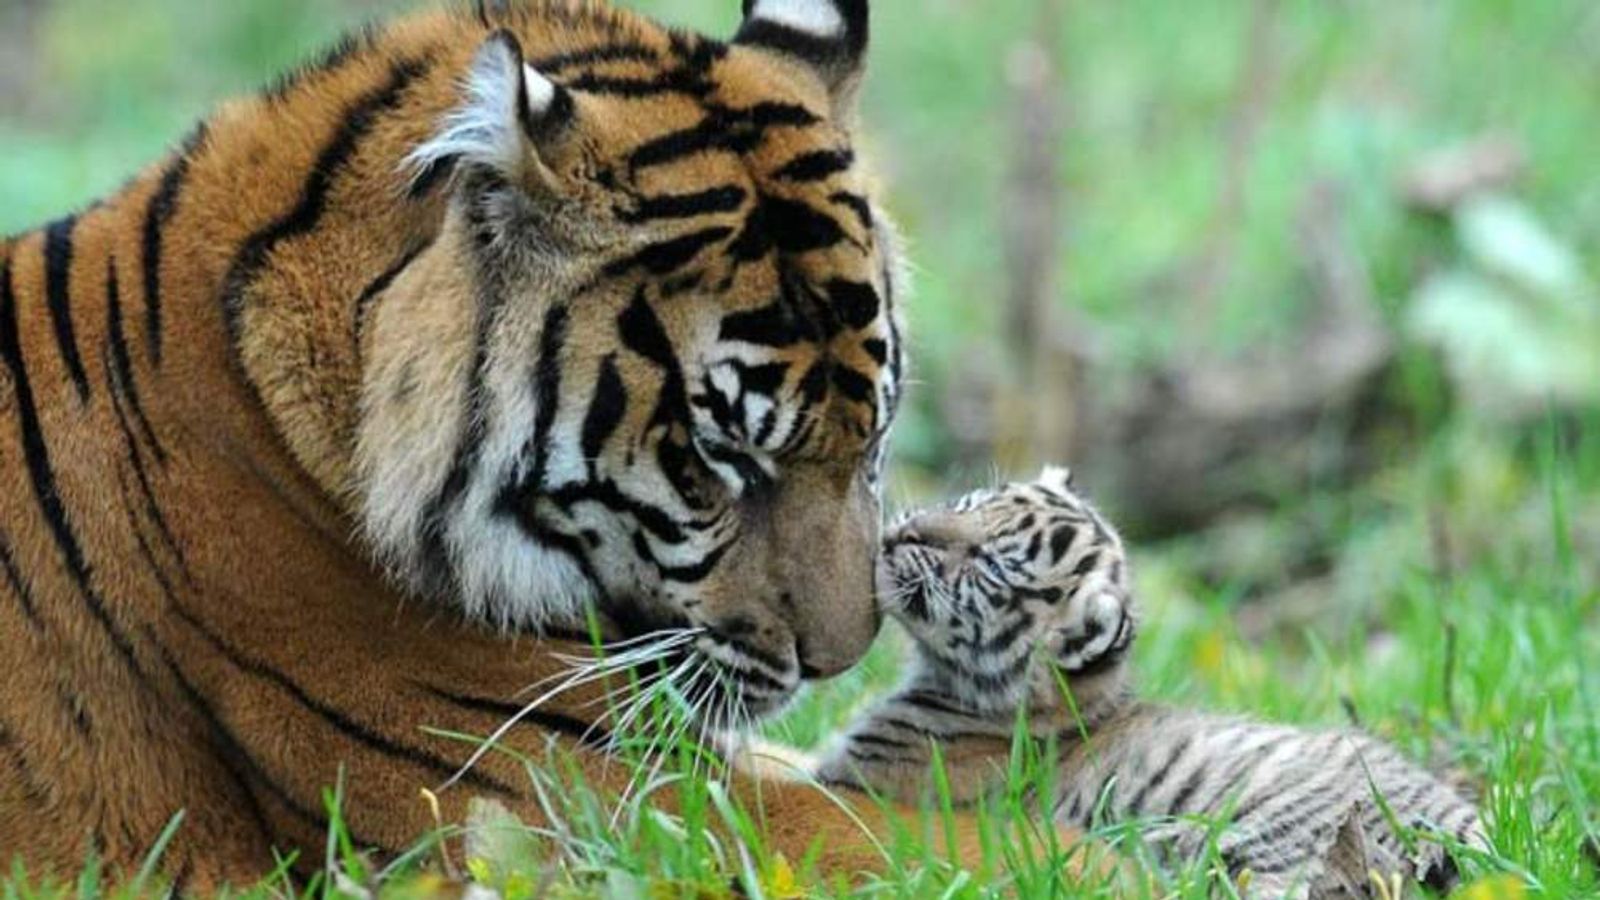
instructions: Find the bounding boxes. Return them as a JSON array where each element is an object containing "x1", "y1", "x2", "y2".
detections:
[{"x1": 0, "y1": 0, "x2": 1050, "y2": 888}]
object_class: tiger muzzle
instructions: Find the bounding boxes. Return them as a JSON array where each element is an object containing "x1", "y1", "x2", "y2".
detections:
[{"x1": 700, "y1": 464, "x2": 881, "y2": 686}]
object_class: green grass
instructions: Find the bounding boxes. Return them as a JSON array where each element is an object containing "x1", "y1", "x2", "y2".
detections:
[
  {"x1": 6, "y1": 428, "x2": 1594, "y2": 896},
  {"x1": 3, "y1": 0, "x2": 1598, "y2": 896}
]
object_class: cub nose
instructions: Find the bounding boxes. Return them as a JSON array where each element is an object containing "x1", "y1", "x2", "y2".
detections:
[{"x1": 885, "y1": 512, "x2": 971, "y2": 553}]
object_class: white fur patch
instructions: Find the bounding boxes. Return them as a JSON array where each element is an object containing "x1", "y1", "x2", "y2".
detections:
[
  {"x1": 746, "y1": 0, "x2": 846, "y2": 38},
  {"x1": 522, "y1": 63, "x2": 556, "y2": 112},
  {"x1": 1039, "y1": 465, "x2": 1074, "y2": 493}
]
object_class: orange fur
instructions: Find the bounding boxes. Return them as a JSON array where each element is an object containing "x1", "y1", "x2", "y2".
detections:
[{"x1": 0, "y1": 1, "x2": 1084, "y2": 890}]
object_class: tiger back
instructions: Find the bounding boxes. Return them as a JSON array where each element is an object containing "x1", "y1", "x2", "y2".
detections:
[{"x1": 0, "y1": 0, "x2": 1049, "y2": 888}]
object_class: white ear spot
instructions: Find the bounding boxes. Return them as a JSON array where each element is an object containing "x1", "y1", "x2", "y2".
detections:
[
  {"x1": 747, "y1": 0, "x2": 845, "y2": 38},
  {"x1": 1040, "y1": 465, "x2": 1074, "y2": 492},
  {"x1": 406, "y1": 32, "x2": 550, "y2": 184},
  {"x1": 522, "y1": 63, "x2": 556, "y2": 114}
]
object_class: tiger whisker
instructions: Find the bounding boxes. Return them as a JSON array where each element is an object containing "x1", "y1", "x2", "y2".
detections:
[
  {"x1": 544, "y1": 628, "x2": 702, "y2": 675},
  {"x1": 442, "y1": 632, "x2": 702, "y2": 790},
  {"x1": 613, "y1": 657, "x2": 711, "y2": 826}
]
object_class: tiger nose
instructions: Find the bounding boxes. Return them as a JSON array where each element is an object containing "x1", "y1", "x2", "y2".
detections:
[{"x1": 796, "y1": 628, "x2": 875, "y2": 679}]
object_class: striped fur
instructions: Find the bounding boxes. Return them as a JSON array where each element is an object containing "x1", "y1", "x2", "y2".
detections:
[
  {"x1": 811, "y1": 471, "x2": 1486, "y2": 898},
  {"x1": 0, "y1": 0, "x2": 1006, "y2": 888}
]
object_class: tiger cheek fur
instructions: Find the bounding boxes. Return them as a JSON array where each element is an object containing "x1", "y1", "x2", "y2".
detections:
[{"x1": 341, "y1": 17, "x2": 902, "y2": 695}]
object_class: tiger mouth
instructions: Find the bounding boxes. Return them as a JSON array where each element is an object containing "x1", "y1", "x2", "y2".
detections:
[
  {"x1": 562, "y1": 607, "x2": 802, "y2": 735},
  {"x1": 692, "y1": 631, "x2": 801, "y2": 720}
]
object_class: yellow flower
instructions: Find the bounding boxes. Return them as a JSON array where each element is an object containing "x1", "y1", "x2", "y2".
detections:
[
  {"x1": 759, "y1": 854, "x2": 805, "y2": 900},
  {"x1": 1450, "y1": 873, "x2": 1528, "y2": 900}
]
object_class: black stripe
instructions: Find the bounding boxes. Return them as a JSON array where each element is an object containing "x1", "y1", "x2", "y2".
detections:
[
  {"x1": 1220, "y1": 783, "x2": 1352, "y2": 868},
  {"x1": 530, "y1": 43, "x2": 659, "y2": 73},
  {"x1": 627, "y1": 102, "x2": 820, "y2": 173},
  {"x1": 1124, "y1": 736, "x2": 1192, "y2": 817},
  {"x1": 417, "y1": 245, "x2": 511, "y2": 585},
  {"x1": 602, "y1": 226, "x2": 732, "y2": 277},
  {"x1": 106, "y1": 383, "x2": 189, "y2": 581},
  {"x1": 719, "y1": 302, "x2": 805, "y2": 348},
  {"x1": 830, "y1": 364, "x2": 874, "y2": 404},
  {"x1": 221, "y1": 57, "x2": 430, "y2": 345},
  {"x1": 849, "y1": 731, "x2": 912, "y2": 749},
  {"x1": 0, "y1": 261, "x2": 145, "y2": 675},
  {"x1": 901, "y1": 690, "x2": 968, "y2": 717},
  {"x1": 773, "y1": 149, "x2": 854, "y2": 182},
  {"x1": 527, "y1": 303, "x2": 572, "y2": 491},
  {"x1": 57, "y1": 685, "x2": 92, "y2": 738},
  {"x1": 564, "y1": 71, "x2": 710, "y2": 99},
  {"x1": 0, "y1": 722, "x2": 51, "y2": 806},
  {"x1": 417, "y1": 684, "x2": 610, "y2": 750},
  {"x1": 546, "y1": 480, "x2": 687, "y2": 546},
  {"x1": 656, "y1": 534, "x2": 734, "y2": 584},
  {"x1": 170, "y1": 604, "x2": 517, "y2": 797},
  {"x1": 491, "y1": 302, "x2": 580, "y2": 580},
  {"x1": 827, "y1": 279, "x2": 880, "y2": 330},
  {"x1": 618, "y1": 186, "x2": 746, "y2": 223},
  {"x1": 151, "y1": 636, "x2": 388, "y2": 856},
  {"x1": 43, "y1": 216, "x2": 91, "y2": 404},
  {"x1": 980, "y1": 609, "x2": 1035, "y2": 653},
  {"x1": 352, "y1": 241, "x2": 429, "y2": 342},
  {"x1": 105, "y1": 258, "x2": 166, "y2": 464},
  {"x1": 580, "y1": 354, "x2": 627, "y2": 465},
  {"x1": 105, "y1": 269, "x2": 190, "y2": 581},
  {"x1": 829, "y1": 191, "x2": 874, "y2": 232},
  {"x1": 1164, "y1": 758, "x2": 1210, "y2": 815},
  {"x1": 0, "y1": 529, "x2": 41, "y2": 629},
  {"x1": 755, "y1": 195, "x2": 846, "y2": 254},
  {"x1": 117, "y1": 468, "x2": 183, "y2": 612},
  {"x1": 141, "y1": 128, "x2": 203, "y2": 365}
]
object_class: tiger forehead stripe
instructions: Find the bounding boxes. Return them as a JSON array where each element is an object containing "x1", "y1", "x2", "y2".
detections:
[{"x1": 627, "y1": 102, "x2": 821, "y2": 173}]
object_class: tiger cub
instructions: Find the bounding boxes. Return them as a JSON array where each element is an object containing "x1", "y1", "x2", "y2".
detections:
[{"x1": 813, "y1": 468, "x2": 1487, "y2": 898}]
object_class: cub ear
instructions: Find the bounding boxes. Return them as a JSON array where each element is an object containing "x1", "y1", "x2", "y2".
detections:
[
  {"x1": 1039, "y1": 465, "x2": 1075, "y2": 493},
  {"x1": 408, "y1": 30, "x2": 574, "y2": 187},
  {"x1": 735, "y1": 0, "x2": 869, "y2": 110}
]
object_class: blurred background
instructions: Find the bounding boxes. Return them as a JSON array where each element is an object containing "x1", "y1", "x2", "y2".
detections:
[{"x1": 3, "y1": 0, "x2": 1598, "y2": 704}]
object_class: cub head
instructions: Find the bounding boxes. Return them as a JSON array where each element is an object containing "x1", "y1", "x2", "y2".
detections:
[
  {"x1": 356, "y1": 0, "x2": 900, "y2": 717},
  {"x1": 879, "y1": 467, "x2": 1135, "y2": 719}
]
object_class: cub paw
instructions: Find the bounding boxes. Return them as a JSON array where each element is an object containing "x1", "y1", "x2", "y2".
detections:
[{"x1": 1057, "y1": 590, "x2": 1135, "y2": 674}]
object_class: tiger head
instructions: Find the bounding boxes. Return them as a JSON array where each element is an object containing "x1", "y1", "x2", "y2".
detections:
[
  {"x1": 352, "y1": 0, "x2": 900, "y2": 717},
  {"x1": 878, "y1": 468, "x2": 1136, "y2": 719}
]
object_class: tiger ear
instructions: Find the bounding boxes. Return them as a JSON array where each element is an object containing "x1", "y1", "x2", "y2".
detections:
[
  {"x1": 409, "y1": 30, "x2": 574, "y2": 187},
  {"x1": 735, "y1": 0, "x2": 869, "y2": 113}
]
